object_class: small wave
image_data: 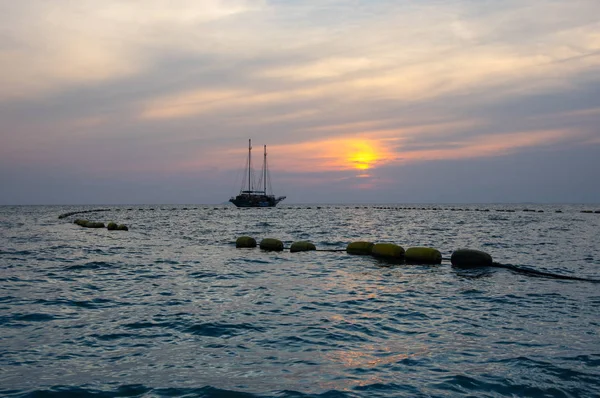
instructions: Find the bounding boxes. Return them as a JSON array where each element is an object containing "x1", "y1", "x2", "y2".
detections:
[
  {"x1": 123, "y1": 321, "x2": 174, "y2": 330},
  {"x1": 0, "y1": 277, "x2": 23, "y2": 283},
  {"x1": 0, "y1": 295, "x2": 17, "y2": 303},
  {"x1": 304, "y1": 328, "x2": 370, "y2": 344},
  {"x1": 154, "y1": 259, "x2": 180, "y2": 265},
  {"x1": 1, "y1": 313, "x2": 57, "y2": 325},
  {"x1": 32, "y1": 297, "x2": 113, "y2": 309},
  {"x1": 558, "y1": 354, "x2": 600, "y2": 367},
  {"x1": 352, "y1": 382, "x2": 420, "y2": 395},
  {"x1": 90, "y1": 332, "x2": 138, "y2": 341},
  {"x1": 245, "y1": 258, "x2": 273, "y2": 264},
  {"x1": 460, "y1": 289, "x2": 484, "y2": 295},
  {"x1": 70, "y1": 298, "x2": 114, "y2": 309},
  {"x1": 0, "y1": 250, "x2": 33, "y2": 256},
  {"x1": 332, "y1": 321, "x2": 386, "y2": 339},
  {"x1": 121, "y1": 318, "x2": 266, "y2": 338},
  {"x1": 65, "y1": 261, "x2": 116, "y2": 270},
  {"x1": 185, "y1": 322, "x2": 267, "y2": 338},
  {"x1": 433, "y1": 374, "x2": 577, "y2": 397},
  {"x1": 15, "y1": 313, "x2": 56, "y2": 321},
  {"x1": 85, "y1": 248, "x2": 110, "y2": 255},
  {"x1": 189, "y1": 271, "x2": 219, "y2": 278}
]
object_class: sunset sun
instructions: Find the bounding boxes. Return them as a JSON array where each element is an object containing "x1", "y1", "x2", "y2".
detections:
[{"x1": 347, "y1": 142, "x2": 381, "y2": 170}]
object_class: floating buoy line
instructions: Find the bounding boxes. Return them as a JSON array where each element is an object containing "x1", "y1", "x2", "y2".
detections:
[
  {"x1": 73, "y1": 219, "x2": 128, "y2": 231},
  {"x1": 59, "y1": 209, "x2": 129, "y2": 231},
  {"x1": 57, "y1": 206, "x2": 600, "y2": 217},
  {"x1": 58, "y1": 209, "x2": 111, "y2": 219},
  {"x1": 56, "y1": 208, "x2": 599, "y2": 282},
  {"x1": 237, "y1": 237, "x2": 600, "y2": 283}
]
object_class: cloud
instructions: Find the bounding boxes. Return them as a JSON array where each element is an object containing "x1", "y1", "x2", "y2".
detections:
[
  {"x1": 396, "y1": 129, "x2": 572, "y2": 162},
  {"x1": 0, "y1": 0, "x2": 265, "y2": 100},
  {"x1": 1, "y1": 0, "x2": 600, "y2": 204}
]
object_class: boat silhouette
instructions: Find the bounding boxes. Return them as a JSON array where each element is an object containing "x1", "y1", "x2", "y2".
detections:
[{"x1": 229, "y1": 139, "x2": 286, "y2": 207}]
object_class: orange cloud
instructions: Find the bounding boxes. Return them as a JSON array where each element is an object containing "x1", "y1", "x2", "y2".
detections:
[
  {"x1": 170, "y1": 126, "x2": 573, "y2": 178},
  {"x1": 138, "y1": 85, "x2": 340, "y2": 120},
  {"x1": 264, "y1": 128, "x2": 573, "y2": 174},
  {"x1": 399, "y1": 129, "x2": 572, "y2": 162},
  {"x1": 267, "y1": 136, "x2": 399, "y2": 173}
]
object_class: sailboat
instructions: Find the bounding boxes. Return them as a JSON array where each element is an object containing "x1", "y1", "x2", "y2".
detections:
[{"x1": 229, "y1": 139, "x2": 286, "y2": 207}]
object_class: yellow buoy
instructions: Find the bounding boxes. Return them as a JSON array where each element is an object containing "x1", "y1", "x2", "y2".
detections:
[
  {"x1": 89, "y1": 222, "x2": 105, "y2": 228},
  {"x1": 405, "y1": 247, "x2": 442, "y2": 264},
  {"x1": 346, "y1": 241, "x2": 374, "y2": 255},
  {"x1": 371, "y1": 243, "x2": 405, "y2": 259},
  {"x1": 290, "y1": 241, "x2": 316, "y2": 252},
  {"x1": 260, "y1": 238, "x2": 284, "y2": 251},
  {"x1": 74, "y1": 219, "x2": 104, "y2": 228},
  {"x1": 236, "y1": 236, "x2": 257, "y2": 248}
]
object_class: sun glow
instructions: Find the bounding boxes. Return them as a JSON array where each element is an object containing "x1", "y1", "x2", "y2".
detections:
[
  {"x1": 348, "y1": 143, "x2": 380, "y2": 170},
  {"x1": 266, "y1": 136, "x2": 397, "y2": 173}
]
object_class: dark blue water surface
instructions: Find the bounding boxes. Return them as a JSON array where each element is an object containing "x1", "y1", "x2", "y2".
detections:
[{"x1": 1, "y1": 204, "x2": 599, "y2": 397}]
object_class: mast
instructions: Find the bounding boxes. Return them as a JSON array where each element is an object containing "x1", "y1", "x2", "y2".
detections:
[
  {"x1": 263, "y1": 145, "x2": 267, "y2": 194},
  {"x1": 248, "y1": 139, "x2": 252, "y2": 192}
]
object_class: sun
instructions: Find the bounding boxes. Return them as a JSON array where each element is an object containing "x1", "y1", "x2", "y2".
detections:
[{"x1": 347, "y1": 142, "x2": 379, "y2": 170}]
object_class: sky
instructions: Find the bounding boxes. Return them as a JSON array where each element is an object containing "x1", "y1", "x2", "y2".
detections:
[{"x1": 1, "y1": 0, "x2": 599, "y2": 205}]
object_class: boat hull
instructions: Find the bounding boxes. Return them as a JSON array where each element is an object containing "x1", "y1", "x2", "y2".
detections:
[{"x1": 229, "y1": 194, "x2": 285, "y2": 208}]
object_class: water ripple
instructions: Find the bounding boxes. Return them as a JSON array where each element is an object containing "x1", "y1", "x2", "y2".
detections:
[{"x1": 1, "y1": 204, "x2": 599, "y2": 397}]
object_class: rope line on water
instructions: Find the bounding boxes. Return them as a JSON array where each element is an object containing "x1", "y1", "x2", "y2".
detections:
[
  {"x1": 58, "y1": 209, "x2": 111, "y2": 219},
  {"x1": 491, "y1": 262, "x2": 600, "y2": 283}
]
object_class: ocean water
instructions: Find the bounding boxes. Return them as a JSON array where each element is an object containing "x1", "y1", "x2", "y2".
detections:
[{"x1": 1, "y1": 204, "x2": 599, "y2": 397}]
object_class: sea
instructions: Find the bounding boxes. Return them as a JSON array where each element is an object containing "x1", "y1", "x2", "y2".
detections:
[{"x1": 1, "y1": 204, "x2": 599, "y2": 397}]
